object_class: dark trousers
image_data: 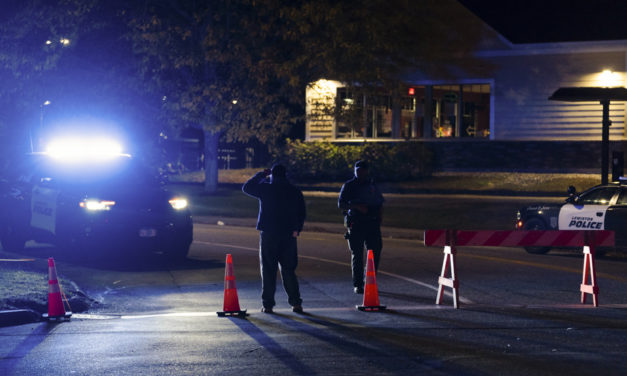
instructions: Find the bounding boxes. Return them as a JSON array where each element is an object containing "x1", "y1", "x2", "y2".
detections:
[
  {"x1": 260, "y1": 231, "x2": 302, "y2": 308},
  {"x1": 347, "y1": 220, "x2": 382, "y2": 288}
]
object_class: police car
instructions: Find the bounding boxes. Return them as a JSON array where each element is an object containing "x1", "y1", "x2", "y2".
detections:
[
  {"x1": 516, "y1": 181, "x2": 627, "y2": 254},
  {"x1": 0, "y1": 138, "x2": 193, "y2": 259}
]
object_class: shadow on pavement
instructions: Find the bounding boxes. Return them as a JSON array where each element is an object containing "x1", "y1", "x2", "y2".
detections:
[
  {"x1": 260, "y1": 311, "x2": 471, "y2": 374},
  {"x1": 228, "y1": 316, "x2": 317, "y2": 374},
  {"x1": 1, "y1": 322, "x2": 58, "y2": 372}
]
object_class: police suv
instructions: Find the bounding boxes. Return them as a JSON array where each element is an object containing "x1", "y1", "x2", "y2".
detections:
[
  {"x1": 516, "y1": 181, "x2": 627, "y2": 254},
  {"x1": 0, "y1": 139, "x2": 193, "y2": 259}
]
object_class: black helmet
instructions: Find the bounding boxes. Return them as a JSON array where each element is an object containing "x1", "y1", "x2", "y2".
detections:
[
  {"x1": 354, "y1": 160, "x2": 369, "y2": 170},
  {"x1": 271, "y1": 163, "x2": 286, "y2": 178}
]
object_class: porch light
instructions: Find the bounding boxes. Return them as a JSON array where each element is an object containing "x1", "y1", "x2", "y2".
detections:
[{"x1": 598, "y1": 69, "x2": 623, "y2": 87}]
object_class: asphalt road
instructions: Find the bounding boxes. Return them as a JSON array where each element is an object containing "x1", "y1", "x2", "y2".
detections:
[{"x1": 2, "y1": 223, "x2": 627, "y2": 375}]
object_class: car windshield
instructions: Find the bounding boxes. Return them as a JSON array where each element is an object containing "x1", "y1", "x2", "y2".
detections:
[
  {"x1": 48, "y1": 159, "x2": 157, "y2": 188},
  {"x1": 578, "y1": 187, "x2": 618, "y2": 205}
]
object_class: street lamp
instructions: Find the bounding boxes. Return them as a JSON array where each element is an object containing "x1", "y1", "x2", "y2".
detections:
[
  {"x1": 549, "y1": 87, "x2": 627, "y2": 185},
  {"x1": 598, "y1": 69, "x2": 623, "y2": 87},
  {"x1": 45, "y1": 38, "x2": 71, "y2": 47}
]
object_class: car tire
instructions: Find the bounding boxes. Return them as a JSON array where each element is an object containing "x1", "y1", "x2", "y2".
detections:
[
  {"x1": 0, "y1": 224, "x2": 27, "y2": 253},
  {"x1": 523, "y1": 218, "x2": 552, "y2": 254},
  {"x1": 165, "y1": 239, "x2": 191, "y2": 261}
]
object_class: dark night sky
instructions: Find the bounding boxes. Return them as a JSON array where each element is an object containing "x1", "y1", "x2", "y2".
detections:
[{"x1": 458, "y1": 0, "x2": 627, "y2": 44}]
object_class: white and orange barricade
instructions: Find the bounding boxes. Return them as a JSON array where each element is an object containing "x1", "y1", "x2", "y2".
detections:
[
  {"x1": 424, "y1": 230, "x2": 614, "y2": 308},
  {"x1": 433, "y1": 230, "x2": 459, "y2": 308}
]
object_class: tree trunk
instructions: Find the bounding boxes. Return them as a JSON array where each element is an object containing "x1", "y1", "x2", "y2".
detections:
[{"x1": 203, "y1": 130, "x2": 220, "y2": 193}]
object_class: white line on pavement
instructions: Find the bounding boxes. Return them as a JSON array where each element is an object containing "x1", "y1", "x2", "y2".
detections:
[{"x1": 72, "y1": 302, "x2": 627, "y2": 321}]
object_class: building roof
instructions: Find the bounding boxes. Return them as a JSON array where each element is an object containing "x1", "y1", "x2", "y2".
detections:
[
  {"x1": 458, "y1": 0, "x2": 627, "y2": 44},
  {"x1": 549, "y1": 87, "x2": 627, "y2": 102}
]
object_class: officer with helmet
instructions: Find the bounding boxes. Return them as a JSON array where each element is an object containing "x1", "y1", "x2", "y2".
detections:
[{"x1": 338, "y1": 160, "x2": 385, "y2": 294}]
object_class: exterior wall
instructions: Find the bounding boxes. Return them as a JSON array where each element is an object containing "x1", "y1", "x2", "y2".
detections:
[
  {"x1": 490, "y1": 50, "x2": 627, "y2": 140},
  {"x1": 422, "y1": 140, "x2": 627, "y2": 174}
]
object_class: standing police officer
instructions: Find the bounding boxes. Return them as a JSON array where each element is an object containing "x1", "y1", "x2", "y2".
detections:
[
  {"x1": 338, "y1": 160, "x2": 384, "y2": 294},
  {"x1": 242, "y1": 164, "x2": 306, "y2": 313}
]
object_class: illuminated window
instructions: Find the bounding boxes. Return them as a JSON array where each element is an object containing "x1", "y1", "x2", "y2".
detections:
[{"x1": 310, "y1": 82, "x2": 491, "y2": 141}]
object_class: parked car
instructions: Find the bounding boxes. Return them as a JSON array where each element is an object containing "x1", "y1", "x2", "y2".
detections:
[
  {"x1": 0, "y1": 140, "x2": 192, "y2": 260},
  {"x1": 516, "y1": 181, "x2": 627, "y2": 254}
]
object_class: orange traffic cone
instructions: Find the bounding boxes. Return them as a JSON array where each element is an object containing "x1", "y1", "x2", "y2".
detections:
[
  {"x1": 357, "y1": 250, "x2": 386, "y2": 312},
  {"x1": 42, "y1": 257, "x2": 72, "y2": 320},
  {"x1": 217, "y1": 254, "x2": 247, "y2": 317}
]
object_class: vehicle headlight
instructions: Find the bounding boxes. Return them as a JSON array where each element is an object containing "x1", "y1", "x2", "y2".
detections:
[
  {"x1": 80, "y1": 199, "x2": 116, "y2": 211},
  {"x1": 169, "y1": 197, "x2": 188, "y2": 210}
]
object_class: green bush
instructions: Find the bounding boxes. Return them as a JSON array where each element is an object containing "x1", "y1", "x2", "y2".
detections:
[{"x1": 276, "y1": 140, "x2": 433, "y2": 182}]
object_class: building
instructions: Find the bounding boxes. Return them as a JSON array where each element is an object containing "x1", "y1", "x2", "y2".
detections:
[{"x1": 304, "y1": 1, "x2": 627, "y2": 172}]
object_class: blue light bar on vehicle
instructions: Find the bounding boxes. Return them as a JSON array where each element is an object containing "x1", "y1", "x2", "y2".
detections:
[{"x1": 45, "y1": 138, "x2": 131, "y2": 161}]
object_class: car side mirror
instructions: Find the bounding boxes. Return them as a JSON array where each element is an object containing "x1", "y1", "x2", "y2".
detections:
[
  {"x1": 566, "y1": 195, "x2": 579, "y2": 204},
  {"x1": 566, "y1": 185, "x2": 577, "y2": 203}
]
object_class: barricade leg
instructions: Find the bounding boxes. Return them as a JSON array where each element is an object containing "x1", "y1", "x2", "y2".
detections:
[
  {"x1": 580, "y1": 245, "x2": 599, "y2": 307},
  {"x1": 436, "y1": 245, "x2": 459, "y2": 309}
]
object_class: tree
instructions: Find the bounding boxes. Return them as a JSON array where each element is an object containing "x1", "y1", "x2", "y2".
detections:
[
  {"x1": 0, "y1": 0, "x2": 94, "y2": 153},
  {"x1": 1, "y1": 0, "x2": 485, "y2": 190},
  {"x1": 0, "y1": 0, "x2": 156, "y2": 156},
  {"x1": 127, "y1": 1, "x2": 301, "y2": 192},
  {"x1": 127, "y1": 0, "x2": 485, "y2": 192}
]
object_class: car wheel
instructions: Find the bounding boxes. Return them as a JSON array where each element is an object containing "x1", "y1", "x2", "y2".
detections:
[
  {"x1": 523, "y1": 218, "x2": 551, "y2": 254},
  {"x1": 165, "y1": 239, "x2": 191, "y2": 261},
  {"x1": 0, "y1": 224, "x2": 27, "y2": 253}
]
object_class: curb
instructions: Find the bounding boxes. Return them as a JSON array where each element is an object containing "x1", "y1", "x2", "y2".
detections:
[{"x1": 0, "y1": 309, "x2": 41, "y2": 328}]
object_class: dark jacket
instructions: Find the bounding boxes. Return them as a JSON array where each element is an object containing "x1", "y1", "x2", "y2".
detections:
[
  {"x1": 242, "y1": 172, "x2": 306, "y2": 234},
  {"x1": 338, "y1": 177, "x2": 384, "y2": 221}
]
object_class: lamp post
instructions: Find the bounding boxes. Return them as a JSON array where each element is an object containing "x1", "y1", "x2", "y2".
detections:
[
  {"x1": 40, "y1": 100, "x2": 51, "y2": 128},
  {"x1": 549, "y1": 87, "x2": 627, "y2": 185},
  {"x1": 34, "y1": 100, "x2": 51, "y2": 152},
  {"x1": 34, "y1": 38, "x2": 65, "y2": 151}
]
